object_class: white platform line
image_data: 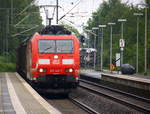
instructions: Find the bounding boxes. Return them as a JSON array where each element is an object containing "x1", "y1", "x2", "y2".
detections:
[
  {"x1": 5, "y1": 73, "x2": 26, "y2": 114},
  {"x1": 15, "y1": 73, "x2": 62, "y2": 114}
]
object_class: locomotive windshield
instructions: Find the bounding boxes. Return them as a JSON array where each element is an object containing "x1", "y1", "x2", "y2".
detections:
[{"x1": 39, "y1": 40, "x2": 73, "y2": 53}]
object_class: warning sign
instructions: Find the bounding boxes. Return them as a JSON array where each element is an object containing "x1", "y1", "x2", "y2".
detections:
[{"x1": 109, "y1": 64, "x2": 116, "y2": 70}]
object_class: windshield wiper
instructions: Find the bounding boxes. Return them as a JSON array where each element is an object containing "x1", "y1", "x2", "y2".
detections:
[{"x1": 41, "y1": 47, "x2": 52, "y2": 53}]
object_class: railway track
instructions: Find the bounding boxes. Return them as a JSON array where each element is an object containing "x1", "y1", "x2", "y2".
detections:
[
  {"x1": 43, "y1": 94, "x2": 91, "y2": 114},
  {"x1": 44, "y1": 93, "x2": 99, "y2": 114},
  {"x1": 69, "y1": 97, "x2": 99, "y2": 114},
  {"x1": 79, "y1": 79, "x2": 150, "y2": 114}
]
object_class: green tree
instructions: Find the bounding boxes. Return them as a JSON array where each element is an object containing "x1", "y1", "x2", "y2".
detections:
[
  {"x1": 0, "y1": 0, "x2": 42, "y2": 71},
  {"x1": 86, "y1": 0, "x2": 149, "y2": 73},
  {"x1": 60, "y1": 22, "x2": 80, "y2": 36}
]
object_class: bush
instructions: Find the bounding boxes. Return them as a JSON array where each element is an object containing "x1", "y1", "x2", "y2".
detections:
[
  {"x1": 0, "y1": 56, "x2": 16, "y2": 72},
  {"x1": 0, "y1": 62, "x2": 16, "y2": 72}
]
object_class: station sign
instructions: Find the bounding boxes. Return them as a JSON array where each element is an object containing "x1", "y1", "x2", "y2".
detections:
[{"x1": 119, "y1": 39, "x2": 125, "y2": 48}]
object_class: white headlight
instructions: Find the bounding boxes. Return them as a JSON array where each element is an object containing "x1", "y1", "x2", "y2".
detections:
[
  {"x1": 69, "y1": 68, "x2": 73, "y2": 72},
  {"x1": 54, "y1": 55, "x2": 58, "y2": 59},
  {"x1": 76, "y1": 77, "x2": 79, "y2": 80},
  {"x1": 39, "y1": 68, "x2": 43, "y2": 72}
]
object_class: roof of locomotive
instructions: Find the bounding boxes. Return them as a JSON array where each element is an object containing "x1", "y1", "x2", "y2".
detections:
[
  {"x1": 38, "y1": 25, "x2": 72, "y2": 35},
  {"x1": 19, "y1": 25, "x2": 73, "y2": 46}
]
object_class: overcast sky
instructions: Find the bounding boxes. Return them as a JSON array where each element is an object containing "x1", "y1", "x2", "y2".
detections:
[{"x1": 36, "y1": 0, "x2": 144, "y2": 33}]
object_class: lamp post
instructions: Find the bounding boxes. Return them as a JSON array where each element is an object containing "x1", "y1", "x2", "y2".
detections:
[
  {"x1": 134, "y1": 13, "x2": 143, "y2": 73},
  {"x1": 144, "y1": 7, "x2": 148, "y2": 73},
  {"x1": 84, "y1": 29, "x2": 97, "y2": 48},
  {"x1": 118, "y1": 19, "x2": 127, "y2": 66},
  {"x1": 99, "y1": 25, "x2": 106, "y2": 71},
  {"x1": 137, "y1": 4, "x2": 148, "y2": 73},
  {"x1": 84, "y1": 29, "x2": 94, "y2": 68},
  {"x1": 92, "y1": 27, "x2": 99, "y2": 69},
  {"x1": 87, "y1": 31, "x2": 90, "y2": 48},
  {"x1": 108, "y1": 23, "x2": 115, "y2": 68}
]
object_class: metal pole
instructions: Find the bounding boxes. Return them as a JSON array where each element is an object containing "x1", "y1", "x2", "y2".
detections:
[
  {"x1": 101, "y1": 28, "x2": 104, "y2": 71},
  {"x1": 94, "y1": 34, "x2": 96, "y2": 69},
  {"x1": 56, "y1": 0, "x2": 59, "y2": 24},
  {"x1": 6, "y1": 10, "x2": 9, "y2": 62},
  {"x1": 121, "y1": 22, "x2": 124, "y2": 65},
  {"x1": 88, "y1": 32, "x2": 90, "y2": 48},
  {"x1": 87, "y1": 32, "x2": 90, "y2": 68},
  {"x1": 11, "y1": 0, "x2": 13, "y2": 26},
  {"x1": 0, "y1": 21, "x2": 1, "y2": 54},
  {"x1": 108, "y1": 23, "x2": 115, "y2": 68},
  {"x1": 136, "y1": 17, "x2": 139, "y2": 73},
  {"x1": 92, "y1": 27, "x2": 99, "y2": 69},
  {"x1": 134, "y1": 13, "x2": 143, "y2": 73},
  {"x1": 110, "y1": 26, "x2": 112, "y2": 66},
  {"x1": 118, "y1": 19, "x2": 126, "y2": 67},
  {"x1": 2, "y1": 21, "x2": 4, "y2": 56},
  {"x1": 45, "y1": 9, "x2": 49, "y2": 26},
  {"x1": 144, "y1": 7, "x2": 147, "y2": 73},
  {"x1": 94, "y1": 32, "x2": 96, "y2": 49}
]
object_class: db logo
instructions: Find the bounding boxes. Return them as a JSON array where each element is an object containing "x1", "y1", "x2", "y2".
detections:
[{"x1": 53, "y1": 60, "x2": 60, "y2": 64}]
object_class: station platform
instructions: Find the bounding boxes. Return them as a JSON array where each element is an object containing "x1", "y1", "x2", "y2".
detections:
[
  {"x1": 80, "y1": 69, "x2": 150, "y2": 91},
  {"x1": 0, "y1": 72, "x2": 61, "y2": 114}
]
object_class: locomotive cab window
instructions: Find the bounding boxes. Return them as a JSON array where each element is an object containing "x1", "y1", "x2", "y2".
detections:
[
  {"x1": 39, "y1": 40, "x2": 55, "y2": 53},
  {"x1": 39, "y1": 40, "x2": 73, "y2": 53}
]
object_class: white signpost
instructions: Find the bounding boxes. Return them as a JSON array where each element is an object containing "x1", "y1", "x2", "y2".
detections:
[
  {"x1": 119, "y1": 39, "x2": 125, "y2": 65},
  {"x1": 116, "y1": 53, "x2": 120, "y2": 67}
]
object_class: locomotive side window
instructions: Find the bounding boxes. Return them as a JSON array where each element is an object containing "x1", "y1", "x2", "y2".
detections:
[{"x1": 38, "y1": 40, "x2": 73, "y2": 53}]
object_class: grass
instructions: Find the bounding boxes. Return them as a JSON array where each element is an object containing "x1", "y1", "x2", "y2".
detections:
[
  {"x1": 0, "y1": 62, "x2": 16, "y2": 72},
  {"x1": 0, "y1": 56, "x2": 16, "y2": 72}
]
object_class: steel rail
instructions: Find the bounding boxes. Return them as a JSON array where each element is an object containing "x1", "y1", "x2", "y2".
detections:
[
  {"x1": 69, "y1": 97, "x2": 99, "y2": 114},
  {"x1": 80, "y1": 79, "x2": 150, "y2": 103},
  {"x1": 79, "y1": 79, "x2": 150, "y2": 114}
]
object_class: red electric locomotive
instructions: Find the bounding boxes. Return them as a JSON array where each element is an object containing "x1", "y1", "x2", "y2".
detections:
[{"x1": 17, "y1": 25, "x2": 80, "y2": 92}]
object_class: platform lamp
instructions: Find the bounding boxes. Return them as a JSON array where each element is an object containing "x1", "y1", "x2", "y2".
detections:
[
  {"x1": 137, "y1": 4, "x2": 148, "y2": 73},
  {"x1": 107, "y1": 22, "x2": 116, "y2": 68},
  {"x1": 92, "y1": 27, "x2": 99, "y2": 69},
  {"x1": 118, "y1": 19, "x2": 127, "y2": 66},
  {"x1": 99, "y1": 25, "x2": 107, "y2": 71},
  {"x1": 133, "y1": 13, "x2": 143, "y2": 73}
]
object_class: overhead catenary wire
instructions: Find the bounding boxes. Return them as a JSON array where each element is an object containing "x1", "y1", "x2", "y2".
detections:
[
  {"x1": 14, "y1": 0, "x2": 38, "y2": 28},
  {"x1": 63, "y1": 18, "x2": 83, "y2": 28},
  {"x1": 18, "y1": 0, "x2": 36, "y2": 15},
  {"x1": 12, "y1": 25, "x2": 39, "y2": 37},
  {"x1": 14, "y1": 14, "x2": 30, "y2": 27},
  {"x1": 58, "y1": 0, "x2": 82, "y2": 21}
]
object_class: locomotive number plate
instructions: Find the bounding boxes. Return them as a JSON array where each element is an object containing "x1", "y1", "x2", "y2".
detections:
[{"x1": 52, "y1": 60, "x2": 60, "y2": 64}]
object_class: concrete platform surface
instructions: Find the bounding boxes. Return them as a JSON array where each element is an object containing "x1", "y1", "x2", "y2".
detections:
[
  {"x1": 80, "y1": 69, "x2": 150, "y2": 91},
  {"x1": 0, "y1": 72, "x2": 61, "y2": 114},
  {"x1": 80, "y1": 69, "x2": 150, "y2": 83}
]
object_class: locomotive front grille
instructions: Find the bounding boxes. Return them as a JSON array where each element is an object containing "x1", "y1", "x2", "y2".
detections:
[
  {"x1": 36, "y1": 74, "x2": 77, "y2": 89},
  {"x1": 37, "y1": 74, "x2": 76, "y2": 83}
]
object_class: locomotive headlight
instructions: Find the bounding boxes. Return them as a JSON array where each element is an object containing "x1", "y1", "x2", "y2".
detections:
[
  {"x1": 65, "y1": 68, "x2": 74, "y2": 73},
  {"x1": 39, "y1": 68, "x2": 44, "y2": 72},
  {"x1": 39, "y1": 68, "x2": 47, "y2": 73},
  {"x1": 69, "y1": 68, "x2": 73, "y2": 72},
  {"x1": 54, "y1": 55, "x2": 58, "y2": 59}
]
